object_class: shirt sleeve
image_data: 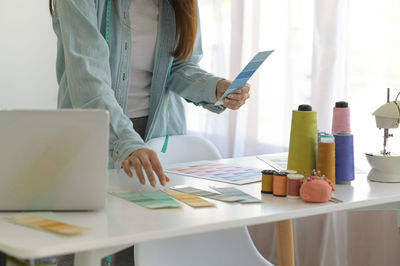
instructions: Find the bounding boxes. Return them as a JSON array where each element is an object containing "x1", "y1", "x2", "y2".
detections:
[
  {"x1": 166, "y1": 13, "x2": 226, "y2": 114},
  {"x1": 54, "y1": 0, "x2": 147, "y2": 169}
]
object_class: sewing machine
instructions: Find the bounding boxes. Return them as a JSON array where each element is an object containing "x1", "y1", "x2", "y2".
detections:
[{"x1": 366, "y1": 88, "x2": 400, "y2": 182}]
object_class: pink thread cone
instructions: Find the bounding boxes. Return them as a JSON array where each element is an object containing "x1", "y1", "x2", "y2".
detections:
[{"x1": 332, "y1": 102, "x2": 351, "y2": 134}]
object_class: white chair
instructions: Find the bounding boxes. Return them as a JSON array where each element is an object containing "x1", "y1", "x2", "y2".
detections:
[
  {"x1": 134, "y1": 135, "x2": 274, "y2": 266},
  {"x1": 144, "y1": 135, "x2": 222, "y2": 165}
]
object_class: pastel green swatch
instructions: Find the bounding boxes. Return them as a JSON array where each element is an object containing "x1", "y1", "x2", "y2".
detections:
[{"x1": 112, "y1": 191, "x2": 181, "y2": 209}]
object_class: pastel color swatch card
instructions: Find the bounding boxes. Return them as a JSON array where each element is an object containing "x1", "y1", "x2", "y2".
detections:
[
  {"x1": 7, "y1": 215, "x2": 90, "y2": 235},
  {"x1": 257, "y1": 154, "x2": 288, "y2": 171},
  {"x1": 211, "y1": 187, "x2": 263, "y2": 204},
  {"x1": 165, "y1": 161, "x2": 261, "y2": 185},
  {"x1": 215, "y1": 50, "x2": 274, "y2": 106},
  {"x1": 171, "y1": 186, "x2": 244, "y2": 202},
  {"x1": 111, "y1": 191, "x2": 181, "y2": 209},
  {"x1": 163, "y1": 189, "x2": 215, "y2": 208}
]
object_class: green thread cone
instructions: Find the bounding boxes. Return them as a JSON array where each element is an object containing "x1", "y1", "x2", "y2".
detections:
[{"x1": 287, "y1": 109, "x2": 318, "y2": 175}]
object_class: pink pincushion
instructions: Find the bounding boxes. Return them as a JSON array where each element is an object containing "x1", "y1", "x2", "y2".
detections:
[{"x1": 300, "y1": 176, "x2": 334, "y2": 203}]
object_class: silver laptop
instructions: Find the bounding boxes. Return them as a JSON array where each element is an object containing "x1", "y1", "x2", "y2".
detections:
[{"x1": 0, "y1": 109, "x2": 109, "y2": 211}]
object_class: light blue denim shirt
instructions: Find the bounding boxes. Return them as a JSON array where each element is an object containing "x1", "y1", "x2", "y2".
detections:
[{"x1": 52, "y1": 0, "x2": 225, "y2": 169}]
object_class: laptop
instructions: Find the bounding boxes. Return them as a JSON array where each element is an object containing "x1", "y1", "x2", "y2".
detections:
[{"x1": 0, "y1": 109, "x2": 109, "y2": 211}]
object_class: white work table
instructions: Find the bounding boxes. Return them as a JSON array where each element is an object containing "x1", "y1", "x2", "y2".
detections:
[{"x1": 0, "y1": 156, "x2": 399, "y2": 264}]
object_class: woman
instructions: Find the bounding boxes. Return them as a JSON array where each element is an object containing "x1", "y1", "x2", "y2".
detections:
[{"x1": 51, "y1": 0, "x2": 250, "y2": 264}]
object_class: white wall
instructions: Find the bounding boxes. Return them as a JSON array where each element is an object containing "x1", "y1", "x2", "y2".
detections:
[{"x1": 0, "y1": 1, "x2": 58, "y2": 109}]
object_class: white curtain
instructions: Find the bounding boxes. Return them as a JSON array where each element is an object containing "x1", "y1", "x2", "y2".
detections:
[
  {"x1": 0, "y1": 1, "x2": 57, "y2": 109},
  {"x1": 189, "y1": 0, "x2": 314, "y2": 157},
  {"x1": 311, "y1": 0, "x2": 347, "y2": 132},
  {"x1": 192, "y1": 0, "x2": 400, "y2": 265}
]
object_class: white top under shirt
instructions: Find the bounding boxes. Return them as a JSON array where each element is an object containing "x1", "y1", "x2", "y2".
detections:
[{"x1": 126, "y1": 0, "x2": 159, "y2": 118}]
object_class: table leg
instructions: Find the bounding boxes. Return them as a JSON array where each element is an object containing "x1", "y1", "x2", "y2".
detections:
[
  {"x1": 276, "y1": 219, "x2": 295, "y2": 266},
  {"x1": 397, "y1": 210, "x2": 400, "y2": 232},
  {"x1": 74, "y1": 245, "x2": 131, "y2": 266},
  {"x1": 0, "y1": 252, "x2": 5, "y2": 266}
]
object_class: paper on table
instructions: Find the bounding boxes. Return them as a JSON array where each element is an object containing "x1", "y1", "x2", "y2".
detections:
[
  {"x1": 165, "y1": 160, "x2": 261, "y2": 185},
  {"x1": 163, "y1": 189, "x2": 215, "y2": 208},
  {"x1": 211, "y1": 187, "x2": 263, "y2": 203},
  {"x1": 215, "y1": 50, "x2": 274, "y2": 106},
  {"x1": 7, "y1": 215, "x2": 90, "y2": 235},
  {"x1": 111, "y1": 191, "x2": 181, "y2": 209},
  {"x1": 257, "y1": 154, "x2": 288, "y2": 171},
  {"x1": 171, "y1": 186, "x2": 244, "y2": 202}
]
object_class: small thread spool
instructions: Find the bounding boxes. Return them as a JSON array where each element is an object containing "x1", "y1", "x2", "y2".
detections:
[
  {"x1": 332, "y1": 101, "x2": 351, "y2": 134},
  {"x1": 261, "y1": 170, "x2": 276, "y2": 194},
  {"x1": 283, "y1": 169, "x2": 297, "y2": 175},
  {"x1": 273, "y1": 172, "x2": 288, "y2": 197},
  {"x1": 287, "y1": 174, "x2": 304, "y2": 199}
]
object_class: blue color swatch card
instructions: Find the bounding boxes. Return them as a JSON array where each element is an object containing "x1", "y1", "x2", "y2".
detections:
[
  {"x1": 215, "y1": 50, "x2": 274, "y2": 106},
  {"x1": 211, "y1": 186, "x2": 262, "y2": 203}
]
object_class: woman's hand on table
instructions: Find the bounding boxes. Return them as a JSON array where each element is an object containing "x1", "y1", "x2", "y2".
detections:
[
  {"x1": 216, "y1": 79, "x2": 251, "y2": 110},
  {"x1": 122, "y1": 149, "x2": 170, "y2": 187}
]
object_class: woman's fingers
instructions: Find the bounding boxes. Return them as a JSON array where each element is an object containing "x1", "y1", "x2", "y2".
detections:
[
  {"x1": 223, "y1": 99, "x2": 246, "y2": 110},
  {"x1": 131, "y1": 157, "x2": 146, "y2": 185},
  {"x1": 149, "y1": 151, "x2": 167, "y2": 186},
  {"x1": 224, "y1": 83, "x2": 251, "y2": 110},
  {"x1": 140, "y1": 155, "x2": 157, "y2": 187},
  {"x1": 123, "y1": 148, "x2": 168, "y2": 187},
  {"x1": 122, "y1": 159, "x2": 133, "y2": 178},
  {"x1": 227, "y1": 89, "x2": 250, "y2": 101}
]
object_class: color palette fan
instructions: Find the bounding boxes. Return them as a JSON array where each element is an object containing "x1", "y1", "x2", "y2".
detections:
[
  {"x1": 163, "y1": 189, "x2": 215, "y2": 208},
  {"x1": 171, "y1": 186, "x2": 244, "y2": 202},
  {"x1": 111, "y1": 191, "x2": 181, "y2": 209},
  {"x1": 165, "y1": 161, "x2": 261, "y2": 185},
  {"x1": 215, "y1": 50, "x2": 274, "y2": 106},
  {"x1": 7, "y1": 215, "x2": 90, "y2": 235},
  {"x1": 211, "y1": 187, "x2": 262, "y2": 203}
]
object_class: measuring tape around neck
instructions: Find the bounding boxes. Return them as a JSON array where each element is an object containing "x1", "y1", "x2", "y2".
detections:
[{"x1": 105, "y1": 0, "x2": 112, "y2": 45}]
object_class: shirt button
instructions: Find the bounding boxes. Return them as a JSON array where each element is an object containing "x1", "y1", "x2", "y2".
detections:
[
  {"x1": 125, "y1": 42, "x2": 128, "y2": 50},
  {"x1": 122, "y1": 73, "x2": 126, "y2": 80}
]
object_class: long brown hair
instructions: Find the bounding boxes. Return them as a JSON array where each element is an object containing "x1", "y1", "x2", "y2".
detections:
[{"x1": 49, "y1": 0, "x2": 198, "y2": 60}]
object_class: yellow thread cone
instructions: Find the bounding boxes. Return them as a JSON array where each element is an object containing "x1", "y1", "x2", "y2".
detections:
[{"x1": 317, "y1": 142, "x2": 336, "y2": 187}]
